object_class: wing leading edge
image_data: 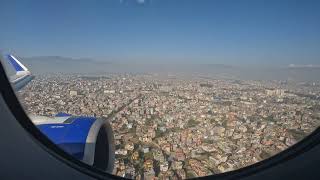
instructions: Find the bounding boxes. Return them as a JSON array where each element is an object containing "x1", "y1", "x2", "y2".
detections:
[{"x1": 6, "y1": 54, "x2": 34, "y2": 91}]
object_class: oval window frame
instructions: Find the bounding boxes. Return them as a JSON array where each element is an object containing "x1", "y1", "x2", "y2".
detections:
[{"x1": 1, "y1": 57, "x2": 320, "y2": 180}]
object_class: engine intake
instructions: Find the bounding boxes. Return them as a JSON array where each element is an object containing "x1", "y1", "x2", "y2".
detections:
[{"x1": 30, "y1": 115, "x2": 115, "y2": 173}]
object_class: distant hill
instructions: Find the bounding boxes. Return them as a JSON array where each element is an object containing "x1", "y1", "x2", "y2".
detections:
[
  {"x1": 19, "y1": 56, "x2": 111, "y2": 74},
  {"x1": 23, "y1": 56, "x2": 96, "y2": 63},
  {"x1": 15, "y1": 56, "x2": 235, "y2": 75},
  {"x1": 4, "y1": 56, "x2": 319, "y2": 82}
]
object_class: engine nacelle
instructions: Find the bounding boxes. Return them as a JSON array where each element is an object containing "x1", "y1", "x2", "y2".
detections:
[{"x1": 29, "y1": 114, "x2": 115, "y2": 173}]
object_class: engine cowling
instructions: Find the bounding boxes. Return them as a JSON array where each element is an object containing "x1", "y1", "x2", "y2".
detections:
[{"x1": 29, "y1": 114, "x2": 115, "y2": 173}]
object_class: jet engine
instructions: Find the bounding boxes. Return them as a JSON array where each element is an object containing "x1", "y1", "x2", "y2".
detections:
[{"x1": 29, "y1": 113, "x2": 115, "y2": 173}]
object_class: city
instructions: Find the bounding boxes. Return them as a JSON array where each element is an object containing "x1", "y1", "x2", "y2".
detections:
[{"x1": 16, "y1": 74, "x2": 320, "y2": 179}]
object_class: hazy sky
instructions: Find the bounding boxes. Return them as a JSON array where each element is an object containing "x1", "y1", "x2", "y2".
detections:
[{"x1": 1, "y1": 0, "x2": 320, "y2": 65}]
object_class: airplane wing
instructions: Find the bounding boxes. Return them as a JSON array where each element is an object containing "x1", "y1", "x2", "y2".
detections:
[{"x1": 6, "y1": 54, "x2": 34, "y2": 90}]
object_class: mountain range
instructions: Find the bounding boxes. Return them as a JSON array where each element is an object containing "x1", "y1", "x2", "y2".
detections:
[{"x1": 3, "y1": 56, "x2": 319, "y2": 82}]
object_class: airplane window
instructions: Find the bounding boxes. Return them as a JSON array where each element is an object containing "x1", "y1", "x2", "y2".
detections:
[{"x1": 1, "y1": 0, "x2": 320, "y2": 179}]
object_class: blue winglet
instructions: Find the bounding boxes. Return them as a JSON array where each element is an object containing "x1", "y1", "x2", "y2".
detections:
[{"x1": 6, "y1": 54, "x2": 27, "y2": 72}]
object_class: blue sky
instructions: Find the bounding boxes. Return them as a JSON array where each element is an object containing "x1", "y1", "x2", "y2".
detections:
[{"x1": 0, "y1": 0, "x2": 320, "y2": 65}]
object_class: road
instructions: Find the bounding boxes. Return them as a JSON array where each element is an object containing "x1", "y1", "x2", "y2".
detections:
[{"x1": 104, "y1": 94, "x2": 142, "y2": 121}]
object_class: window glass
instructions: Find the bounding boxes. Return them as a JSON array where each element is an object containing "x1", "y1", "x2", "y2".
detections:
[{"x1": 1, "y1": 0, "x2": 320, "y2": 179}]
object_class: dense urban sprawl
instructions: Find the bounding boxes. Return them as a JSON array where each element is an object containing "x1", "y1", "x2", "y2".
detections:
[{"x1": 18, "y1": 74, "x2": 320, "y2": 179}]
